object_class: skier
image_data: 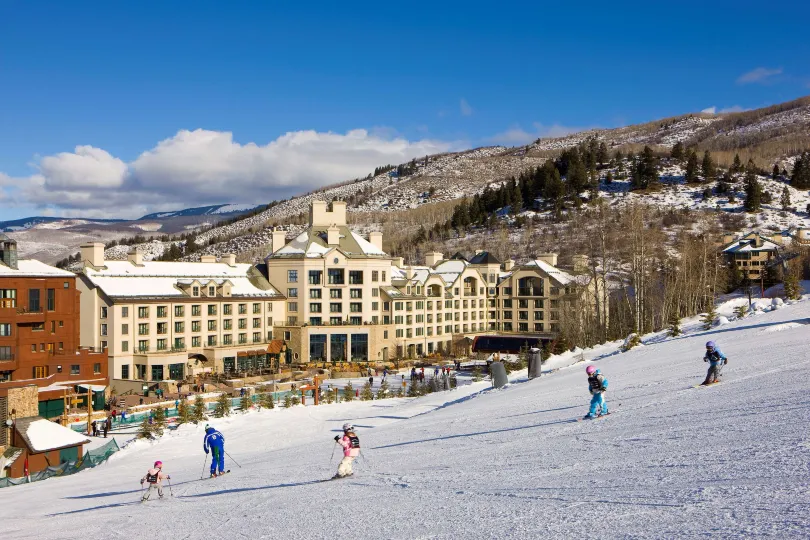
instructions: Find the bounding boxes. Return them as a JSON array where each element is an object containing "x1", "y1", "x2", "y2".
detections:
[
  {"x1": 140, "y1": 460, "x2": 170, "y2": 501},
  {"x1": 583, "y1": 365, "x2": 608, "y2": 419},
  {"x1": 333, "y1": 423, "x2": 360, "y2": 478},
  {"x1": 203, "y1": 425, "x2": 226, "y2": 477},
  {"x1": 702, "y1": 341, "x2": 728, "y2": 385}
]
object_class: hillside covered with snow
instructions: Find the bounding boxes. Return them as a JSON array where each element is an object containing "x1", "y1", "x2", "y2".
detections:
[{"x1": 2, "y1": 293, "x2": 809, "y2": 538}]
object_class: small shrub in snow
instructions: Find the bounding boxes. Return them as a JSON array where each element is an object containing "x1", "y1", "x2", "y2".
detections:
[
  {"x1": 360, "y1": 381, "x2": 374, "y2": 401},
  {"x1": 623, "y1": 333, "x2": 642, "y2": 351},
  {"x1": 735, "y1": 305, "x2": 747, "y2": 319},
  {"x1": 702, "y1": 305, "x2": 718, "y2": 330},
  {"x1": 213, "y1": 393, "x2": 232, "y2": 417},
  {"x1": 376, "y1": 380, "x2": 390, "y2": 400},
  {"x1": 192, "y1": 395, "x2": 207, "y2": 423},
  {"x1": 342, "y1": 382, "x2": 355, "y2": 402}
]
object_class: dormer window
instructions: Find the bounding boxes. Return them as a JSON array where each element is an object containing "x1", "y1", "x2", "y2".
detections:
[
  {"x1": 208, "y1": 286, "x2": 216, "y2": 296},
  {"x1": 192, "y1": 286, "x2": 200, "y2": 297}
]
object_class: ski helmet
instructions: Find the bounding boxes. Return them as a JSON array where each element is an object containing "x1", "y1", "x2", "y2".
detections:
[
  {"x1": 154, "y1": 460, "x2": 162, "y2": 468},
  {"x1": 585, "y1": 365, "x2": 597, "y2": 375},
  {"x1": 706, "y1": 341, "x2": 716, "y2": 350},
  {"x1": 342, "y1": 423, "x2": 353, "y2": 431}
]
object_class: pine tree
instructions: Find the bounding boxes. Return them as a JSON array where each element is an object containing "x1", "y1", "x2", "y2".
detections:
[
  {"x1": 342, "y1": 382, "x2": 355, "y2": 402},
  {"x1": 138, "y1": 416, "x2": 155, "y2": 439},
  {"x1": 783, "y1": 262, "x2": 803, "y2": 300},
  {"x1": 671, "y1": 141, "x2": 684, "y2": 161},
  {"x1": 262, "y1": 392, "x2": 275, "y2": 409},
  {"x1": 376, "y1": 380, "x2": 390, "y2": 400},
  {"x1": 744, "y1": 167, "x2": 762, "y2": 212},
  {"x1": 684, "y1": 151, "x2": 700, "y2": 183},
  {"x1": 154, "y1": 407, "x2": 166, "y2": 433},
  {"x1": 406, "y1": 380, "x2": 420, "y2": 397},
  {"x1": 192, "y1": 395, "x2": 207, "y2": 423},
  {"x1": 668, "y1": 310, "x2": 682, "y2": 337},
  {"x1": 472, "y1": 366, "x2": 483, "y2": 382},
  {"x1": 283, "y1": 393, "x2": 293, "y2": 408},
  {"x1": 213, "y1": 393, "x2": 231, "y2": 417},
  {"x1": 240, "y1": 393, "x2": 252, "y2": 413},
  {"x1": 605, "y1": 171, "x2": 614, "y2": 184},
  {"x1": 702, "y1": 150, "x2": 715, "y2": 182},
  {"x1": 780, "y1": 185, "x2": 791, "y2": 210},
  {"x1": 395, "y1": 386, "x2": 405, "y2": 398},
  {"x1": 772, "y1": 163, "x2": 780, "y2": 179},
  {"x1": 735, "y1": 305, "x2": 747, "y2": 319},
  {"x1": 702, "y1": 304, "x2": 718, "y2": 330},
  {"x1": 597, "y1": 141, "x2": 609, "y2": 165},
  {"x1": 732, "y1": 153, "x2": 742, "y2": 174},
  {"x1": 177, "y1": 399, "x2": 190, "y2": 425},
  {"x1": 360, "y1": 381, "x2": 374, "y2": 401},
  {"x1": 324, "y1": 388, "x2": 334, "y2": 404},
  {"x1": 790, "y1": 152, "x2": 810, "y2": 189}
]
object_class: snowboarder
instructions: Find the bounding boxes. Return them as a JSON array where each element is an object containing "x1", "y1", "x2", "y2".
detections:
[
  {"x1": 702, "y1": 341, "x2": 727, "y2": 385},
  {"x1": 584, "y1": 365, "x2": 608, "y2": 419},
  {"x1": 140, "y1": 460, "x2": 170, "y2": 501},
  {"x1": 333, "y1": 423, "x2": 360, "y2": 478},
  {"x1": 203, "y1": 425, "x2": 226, "y2": 477}
]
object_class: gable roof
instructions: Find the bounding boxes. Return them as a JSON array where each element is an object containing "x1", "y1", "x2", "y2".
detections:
[
  {"x1": 270, "y1": 226, "x2": 387, "y2": 259},
  {"x1": 722, "y1": 233, "x2": 780, "y2": 254},
  {"x1": 469, "y1": 251, "x2": 501, "y2": 265},
  {"x1": 0, "y1": 259, "x2": 75, "y2": 278},
  {"x1": 15, "y1": 416, "x2": 90, "y2": 453}
]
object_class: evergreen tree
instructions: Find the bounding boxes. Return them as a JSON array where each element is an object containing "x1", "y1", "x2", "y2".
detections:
[
  {"x1": 406, "y1": 380, "x2": 420, "y2": 397},
  {"x1": 283, "y1": 393, "x2": 293, "y2": 408},
  {"x1": 597, "y1": 141, "x2": 609, "y2": 165},
  {"x1": 395, "y1": 385, "x2": 405, "y2": 398},
  {"x1": 744, "y1": 166, "x2": 762, "y2": 212},
  {"x1": 138, "y1": 415, "x2": 155, "y2": 439},
  {"x1": 780, "y1": 185, "x2": 792, "y2": 210},
  {"x1": 631, "y1": 146, "x2": 660, "y2": 190},
  {"x1": 783, "y1": 264, "x2": 803, "y2": 300},
  {"x1": 240, "y1": 393, "x2": 252, "y2": 413},
  {"x1": 671, "y1": 141, "x2": 685, "y2": 161},
  {"x1": 376, "y1": 380, "x2": 390, "y2": 400},
  {"x1": 735, "y1": 305, "x2": 747, "y2": 319},
  {"x1": 342, "y1": 382, "x2": 355, "y2": 402},
  {"x1": 360, "y1": 381, "x2": 374, "y2": 401},
  {"x1": 324, "y1": 388, "x2": 334, "y2": 404},
  {"x1": 471, "y1": 366, "x2": 483, "y2": 382},
  {"x1": 684, "y1": 151, "x2": 700, "y2": 183},
  {"x1": 702, "y1": 304, "x2": 718, "y2": 330},
  {"x1": 772, "y1": 163, "x2": 780, "y2": 179},
  {"x1": 716, "y1": 172, "x2": 730, "y2": 194},
  {"x1": 154, "y1": 407, "x2": 166, "y2": 432},
  {"x1": 177, "y1": 399, "x2": 190, "y2": 424},
  {"x1": 213, "y1": 393, "x2": 231, "y2": 417},
  {"x1": 668, "y1": 310, "x2": 682, "y2": 337},
  {"x1": 790, "y1": 152, "x2": 810, "y2": 189},
  {"x1": 192, "y1": 395, "x2": 207, "y2": 423},
  {"x1": 605, "y1": 171, "x2": 614, "y2": 184},
  {"x1": 701, "y1": 150, "x2": 715, "y2": 182},
  {"x1": 511, "y1": 178, "x2": 523, "y2": 214},
  {"x1": 262, "y1": 392, "x2": 275, "y2": 409},
  {"x1": 732, "y1": 153, "x2": 742, "y2": 174}
]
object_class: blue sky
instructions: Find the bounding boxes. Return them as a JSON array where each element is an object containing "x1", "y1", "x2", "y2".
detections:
[{"x1": 1, "y1": 0, "x2": 809, "y2": 219}]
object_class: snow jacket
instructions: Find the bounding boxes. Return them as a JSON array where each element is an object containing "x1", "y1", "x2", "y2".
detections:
[
  {"x1": 203, "y1": 429, "x2": 225, "y2": 454},
  {"x1": 704, "y1": 348, "x2": 727, "y2": 367},
  {"x1": 588, "y1": 373, "x2": 608, "y2": 395},
  {"x1": 339, "y1": 432, "x2": 360, "y2": 458},
  {"x1": 142, "y1": 468, "x2": 169, "y2": 485}
]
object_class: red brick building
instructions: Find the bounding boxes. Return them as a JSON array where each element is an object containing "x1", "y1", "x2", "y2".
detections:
[{"x1": 0, "y1": 234, "x2": 108, "y2": 420}]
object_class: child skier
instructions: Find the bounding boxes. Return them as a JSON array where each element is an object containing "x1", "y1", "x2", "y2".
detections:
[
  {"x1": 140, "y1": 460, "x2": 170, "y2": 501},
  {"x1": 702, "y1": 341, "x2": 727, "y2": 385},
  {"x1": 203, "y1": 425, "x2": 226, "y2": 477},
  {"x1": 333, "y1": 423, "x2": 360, "y2": 478},
  {"x1": 584, "y1": 365, "x2": 608, "y2": 419}
]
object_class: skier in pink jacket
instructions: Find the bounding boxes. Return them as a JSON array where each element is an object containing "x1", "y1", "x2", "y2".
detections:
[
  {"x1": 333, "y1": 423, "x2": 360, "y2": 478},
  {"x1": 140, "y1": 460, "x2": 170, "y2": 501}
]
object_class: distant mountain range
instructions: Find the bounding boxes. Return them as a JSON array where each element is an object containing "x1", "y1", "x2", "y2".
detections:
[{"x1": 138, "y1": 203, "x2": 264, "y2": 220}]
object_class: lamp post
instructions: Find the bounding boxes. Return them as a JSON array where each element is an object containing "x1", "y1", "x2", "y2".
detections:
[{"x1": 5, "y1": 408, "x2": 16, "y2": 447}]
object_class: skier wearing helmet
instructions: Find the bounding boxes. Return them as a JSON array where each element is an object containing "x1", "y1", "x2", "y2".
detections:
[
  {"x1": 583, "y1": 365, "x2": 609, "y2": 419},
  {"x1": 333, "y1": 423, "x2": 360, "y2": 478},
  {"x1": 702, "y1": 341, "x2": 727, "y2": 385},
  {"x1": 140, "y1": 460, "x2": 170, "y2": 501}
]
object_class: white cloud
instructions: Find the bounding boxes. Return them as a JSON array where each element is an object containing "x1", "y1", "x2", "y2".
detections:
[
  {"x1": 1, "y1": 129, "x2": 458, "y2": 219},
  {"x1": 459, "y1": 98, "x2": 473, "y2": 117},
  {"x1": 701, "y1": 105, "x2": 749, "y2": 115},
  {"x1": 736, "y1": 67, "x2": 783, "y2": 85},
  {"x1": 701, "y1": 107, "x2": 717, "y2": 114},
  {"x1": 487, "y1": 122, "x2": 594, "y2": 146}
]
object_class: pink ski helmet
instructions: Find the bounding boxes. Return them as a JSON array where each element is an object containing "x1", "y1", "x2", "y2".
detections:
[
  {"x1": 154, "y1": 460, "x2": 163, "y2": 468},
  {"x1": 585, "y1": 365, "x2": 597, "y2": 375}
]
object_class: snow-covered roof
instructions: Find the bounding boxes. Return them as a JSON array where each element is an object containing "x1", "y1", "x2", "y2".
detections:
[
  {"x1": 722, "y1": 236, "x2": 780, "y2": 254},
  {"x1": 525, "y1": 259, "x2": 576, "y2": 285},
  {"x1": 0, "y1": 259, "x2": 75, "y2": 278},
  {"x1": 82, "y1": 260, "x2": 280, "y2": 299},
  {"x1": 271, "y1": 226, "x2": 387, "y2": 258},
  {"x1": 16, "y1": 417, "x2": 90, "y2": 452}
]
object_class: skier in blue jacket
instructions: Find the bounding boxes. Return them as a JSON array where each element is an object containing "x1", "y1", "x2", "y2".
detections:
[
  {"x1": 702, "y1": 341, "x2": 727, "y2": 385},
  {"x1": 584, "y1": 365, "x2": 608, "y2": 419},
  {"x1": 203, "y1": 425, "x2": 226, "y2": 477}
]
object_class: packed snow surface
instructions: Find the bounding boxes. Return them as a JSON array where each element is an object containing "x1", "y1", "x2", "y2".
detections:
[{"x1": 3, "y1": 301, "x2": 810, "y2": 538}]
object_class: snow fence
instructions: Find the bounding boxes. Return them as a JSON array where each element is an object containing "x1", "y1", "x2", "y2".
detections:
[{"x1": 0, "y1": 438, "x2": 120, "y2": 488}]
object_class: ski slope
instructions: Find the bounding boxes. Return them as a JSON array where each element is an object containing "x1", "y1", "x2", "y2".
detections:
[{"x1": 4, "y1": 302, "x2": 810, "y2": 538}]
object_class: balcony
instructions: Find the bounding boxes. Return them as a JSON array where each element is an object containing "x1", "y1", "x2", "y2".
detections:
[
  {"x1": 15, "y1": 307, "x2": 45, "y2": 321},
  {"x1": 517, "y1": 288, "x2": 543, "y2": 296}
]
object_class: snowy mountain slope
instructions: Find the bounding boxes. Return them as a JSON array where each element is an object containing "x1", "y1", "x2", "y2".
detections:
[
  {"x1": 138, "y1": 203, "x2": 263, "y2": 220},
  {"x1": 3, "y1": 299, "x2": 810, "y2": 538}
]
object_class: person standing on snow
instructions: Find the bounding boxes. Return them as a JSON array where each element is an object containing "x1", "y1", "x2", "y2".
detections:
[
  {"x1": 702, "y1": 341, "x2": 727, "y2": 385},
  {"x1": 140, "y1": 460, "x2": 170, "y2": 500},
  {"x1": 333, "y1": 423, "x2": 360, "y2": 478},
  {"x1": 203, "y1": 425, "x2": 226, "y2": 477},
  {"x1": 584, "y1": 366, "x2": 608, "y2": 419}
]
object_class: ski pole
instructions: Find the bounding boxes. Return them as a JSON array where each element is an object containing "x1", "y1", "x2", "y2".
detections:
[
  {"x1": 224, "y1": 450, "x2": 242, "y2": 468},
  {"x1": 200, "y1": 455, "x2": 208, "y2": 479},
  {"x1": 167, "y1": 477, "x2": 174, "y2": 497},
  {"x1": 330, "y1": 441, "x2": 338, "y2": 463}
]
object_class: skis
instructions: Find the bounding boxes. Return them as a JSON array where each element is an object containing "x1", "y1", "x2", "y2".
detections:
[
  {"x1": 693, "y1": 381, "x2": 721, "y2": 388},
  {"x1": 577, "y1": 412, "x2": 611, "y2": 422},
  {"x1": 324, "y1": 473, "x2": 353, "y2": 481},
  {"x1": 207, "y1": 470, "x2": 231, "y2": 478}
]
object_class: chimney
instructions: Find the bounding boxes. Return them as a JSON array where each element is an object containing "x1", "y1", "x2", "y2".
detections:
[
  {"x1": 425, "y1": 252, "x2": 444, "y2": 267},
  {"x1": 309, "y1": 200, "x2": 328, "y2": 226},
  {"x1": 537, "y1": 253, "x2": 558, "y2": 267},
  {"x1": 770, "y1": 234, "x2": 783, "y2": 246},
  {"x1": 327, "y1": 224, "x2": 340, "y2": 246},
  {"x1": 330, "y1": 201, "x2": 347, "y2": 225},
  {"x1": 127, "y1": 250, "x2": 144, "y2": 266},
  {"x1": 406, "y1": 267, "x2": 414, "y2": 280},
  {"x1": 272, "y1": 228, "x2": 286, "y2": 253},
  {"x1": 722, "y1": 234, "x2": 735, "y2": 245},
  {"x1": 572, "y1": 254, "x2": 589, "y2": 273},
  {"x1": 394, "y1": 257, "x2": 405, "y2": 268},
  {"x1": 368, "y1": 231, "x2": 383, "y2": 251},
  {"x1": 503, "y1": 259, "x2": 515, "y2": 272},
  {"x1": 200, "y1": 255, "x2": 217, "y2": 263},
  {"x1": 0, "y1": 235, "x2": 18, "y2": 270},
  {"x1": 222, "y1": 253, "x2": 236, "y2": 266},
  {"x1": 80, "y1": 242, "x2": 106, "y2": 268}
]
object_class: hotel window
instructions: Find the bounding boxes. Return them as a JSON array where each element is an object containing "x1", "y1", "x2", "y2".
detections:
[
  {"x1": 223, "y1": 319, "x2": 232, "y2": 330},
  {"x1": 372, "y1": 288, "x2": 379, "y2": 297},
  {"x1": 348, "y1": 270, "x2": 363, "y2": 284},
  {"x1": 239, "y1": 319, "x2": 247, "y2": 329},
  {"x1": 175, "y1": 321, "x2": 185, "y2": 332},
  {"x1": 253, "y1": 318, "x2": 261, "y2": 328},
  {"x1": 396, "y1": 329, "x2": 403, "y2": 338},
  {"x1": 288, "y1": 316, "x2": 299, "y2": 325},
  {"x1": 100, "y1": 324, "x2": 108, "y2": 336},
  {"x1": 208, "y1": 336, "x2": 217, "y2": 346},
  {"x1": 175, "y1": 337, "x2": 185, "y2": 349},
  {"x1": 328, "y1": 269, "x2": 344, "y2": 285},
  {"x1": 330, "y1": 303, "x2": 342, "y2": 313},
  {"x1": 381, "y1": 271, "x2": 386, "y2": 282},
  {"x1": 329, "y1": 316, "x2": 340, "y2": 325},
  {"x1": 138, "y1": 323, "x2": 149, "y2": 335},
  {"x1": 310, "y1": 303, "x2": 322, "y2": 313},
  {"x1": 192, "y1": 336, "x2": 201, "y2": 347},
  {"x1": 383, "y1": 302, "x2": 390, "y2": 311},
  {"x1": 253, "y1": 332, "x2": 261, "y2": 343},
  {"x1": 175, "y1": 305, "x2": 185, "y2": 317},
  {"x1": 372, "y1": 271, "x2": 379, "y2": 282},
  {"x1": 310, "y1": 289, "x2": 322, "y2": 299},
  {"x1": 223, "y1": 334, "x2": 232, "y2": 345},
  {"x1": 138, "y1": 306, "x2": 149, "y2": 318},
  {"x1": 288, "y1": 302, "x2": 298, "y2": 312},
  {"x1": 239, "y1": 303, "x2": 247, "y2": 314},
  {"x1": 534, "y1": 323, "x2": 544, "y2": 332},
  {"x1": 395, "y1": 315, "x2": 403, "y2": 324},
  {"x1": 47, "y1": 289, "x2": 55, "y2": 311},
  {"x1": 287, "y1": 270, "x2": 298, "y2": 283},
  {"x1": 208, "y1": 320, "x2": 217, "y2": 331},
  {"x1": 138, "y1": 340, "x2": 148, "y2": 352},
  {"x1": 372, "y1": 302, "x2": 379, "y2": 311},
  {"x1": 395, "y1": 302, "x2": 403, "y2": 311},
  {"x1": 192, "y1": 305, "x2": 201, "y2": 316},
  {"x1": 122, "y1": 341, "x2": 129, "y2": 352},
  {"x1": 208, "y1": 286, "x2": 216, "y2": 296},
  {"x1": 288, "y1": 288, "x2": 298, "y2": 298},
  {"x1": 157, "y1": 322, "x2": 168, "y2": 334},
  {"x1": 208, "y1": 305, "x2": 217, "y2": 316},
  {"x1": 253, "y1": 303, "x2": 261, "y2": 314},
  {"x1": 350, "y1": 302, "x2": 362, "y2": 313},
  {"x1": 0, "y1": 289, "x2": 16, "y2": 308},
  {"x1": 121, "y1": 365, "x2": 129, "y2": 379},
  {"x1": 267, "y1": 303, "x2": 272, "y2": 312},
  {"x1": 310, "y1": 317, "x2": 322, "y2": 326},
  {"x1": 350, "y1": 288, "x2": 362, "y2": 299},
  {"x1": 349, "y1": 316, "x2": 362, "y2": 325},
  {"x1": 534, "y1": 311, "x2": 543, "y2": 320},
  {"x1": 519, "y1": 323, "x2": 528, "y2": 332},
  {"x1": 157, "y1": 339, "x2": 167, "y2": 350},
  {"x1": 33, "y1": 366, "x2": 48, "y2": 378},
  {"x1": 192, "y1": 286, "x2": 200, "y2": 297},
  {"x1": 223, "y1": 304, "x2": 232, "y2": 315},
  {"x1": 192, "y1": 321, "x2": 201, "y2": 332},
  {"x1": 308, "y1": 270, "x2": 322, "y2": 285},
  {"x1": 100, "y1": 306, "x2": 108, "y2": 319},
  {"x1": 157, "y1": 306, "x2": 168, "y2": 318},
  {"x1": 267, "y1": 317, "x2": 273, "y2": 326},
  {"x1": 0, "y1": 323, "x2": 11, "y2": 336},
  {"x1": 330, "y1": 289, "x2": 342, "y2": 299},
  {"x1": 534, "y1": 299, "x2": 544, "y2": 308}
]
